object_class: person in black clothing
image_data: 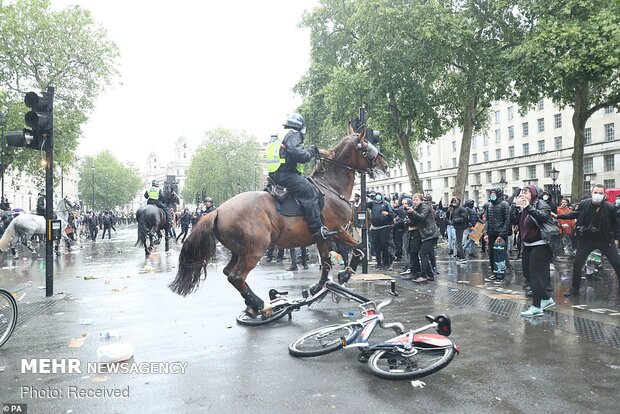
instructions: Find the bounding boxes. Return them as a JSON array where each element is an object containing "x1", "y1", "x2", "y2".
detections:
[
  {"x1": 87, "y1": 211, "x2": 98, "y2": 241},
  {"x1": 450, "y1": 197, "x2": 469, "y2": 263},
  {"x1": 176, "y1": 208, "x2": 192, "y2": 243},
  {"x1": 484, "y1": 187, "x2": 512, "y2": 281},
  {"x1": 557, "y1": 184, "x2": 620, "y2": 297},
  {"x1": 405, "y1": 193, "x2": 441, "y2": 283},
  {"x1": 36, "y1": 190, "x2": 45, "y2": 216},
  {"x1": 540, "y1": 190, "x2": 557, "y2": 213},
  {"x1": 101, "y1": 211, "x2": 113, "y2": 239},
  {"x1": 392, "y1": 198, "x2": 406, "y2": 261},
  {"x1": 368, "y1": 192, "x2": 396, "y2": 270},
  {"x1": 400, "y1": 198, "x2": 422, "y2": 278}
]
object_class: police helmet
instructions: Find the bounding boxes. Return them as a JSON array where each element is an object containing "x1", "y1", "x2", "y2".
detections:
[
  {"x1": 205, "y1": 197, "x2": 213, "y2": 203},
  {"x1": 283, "y1": 113, "x2": 305, "y2": 131},
  {"x1": 152, "y1": 180, "x2": 158, "y2": 187}
]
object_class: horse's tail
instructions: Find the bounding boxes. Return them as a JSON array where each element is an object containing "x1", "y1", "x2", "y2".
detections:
[
  {"x1": 169, "y1": 210, "x2": 218, "y2": 297},
  {"x1": 135, "y1": 212, "x2": 148, "y2": 248},
  {"x1": 0, "y1": 219, "x2": 16, "y2": 252}
]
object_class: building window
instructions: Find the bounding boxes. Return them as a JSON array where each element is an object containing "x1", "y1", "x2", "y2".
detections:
[
  {"x1": 419, "y1": 148, "x2": 423, "y2": 159},
  {"x1": 483, "y1": 151, "x2": 489, "y2": 162},
  {"x1": 444, "y1": 192, "x2": 449, "y2": 202},
  {"x1": 427, "y1": 161, "x2": 431, "y2": 171},
  {"x1": 483, "y1": 133, "x2": 489, "y2": 146},
  {"x1": 452, "y1": 141, "x2": 457, "y2": 152},
  {"x1": 427, "y1": 179, "x2": 432, "y2": 189},
  {"x1": 544, "y1": 163, "x2": 552, "y2": 177},
  {"x1": 604, "y1": 154, "x2": 615, "y2": 171},
  {"x1": 512, "y1": 167, "x2": 520, "y2": 181},
  {"x1": 183, "y1": 153, "x2": 186, "y2": 159},
  {"x1": 177, "y1": 169, "x2": 180, "y2": 175},
  {"x1": 183, "y1": 143, "x2": 187, "y2": 149},
  {"x1": 538, "y1": 140, "x2": 545, "y2": 153},
  {"x1": 472, "y1": 153, "x2": 478, "y2": 164},
  {"x1": 507, "y1": 106, "x2": 514, "y2": 120},
  {"x1": 419, "y1": 163, "x2": 423, "y2": 172},
  {"x1": 584, "y1": 157, "x2": 594, "y2": 174},
  {"x1": 495, "y1": 149, "x2": 501, "y2": 160},
  {"x1": 537, "y1": 118, "x2": 545, "y2": 132},
  {"x1": 486, "y1": 171, "x2": 492, "y2": 183},
  {"x1": 554, "y1": 113, "x2": 562, "y2": 129},
  {"x1": 472, "y1": 135, "x2": 477, "y2": 149},
  {"x1": 495, "y1": 129, "x2": 501, "y2": 143},
  {"x1": 427, "y1": 145, "x2": 431, "y2": 156},
  {"x1": 584, "y1": 127, "x2": 592, "y2": 144},
  {"x1": 604, "y1": 179, "x2": 616, "y2": 188},
  {"x1": 508, "y1": 146, "x2": 515, "y2": 158},
  {"x1": 452, "y1": 158, "x2": 457, "y2": 167},
  {"x1": 605, "y1": 123, "x2": 615, "y2": 141},
  {"x1": 605, "y1": 106, "x2": 614, "y2": 114},
  {"x1": 444, "y1": 177, "x2": 449, "y2": 187},
  {"x1": 475, "y1": 173, "x2": 481, "y2": 184},
  {"x1": 554, "y1": 136, "x2": 562, "y2": 150},
  {"x1": 528, "y1": 165, "x2": 537, "y2": 178},
  {"x1": 522, "y1": 122, "x2": 529, "y2": 137},
  {"x1": 523, "y1": 143, "x2": 529, "y2": 156},
  {"x1": 494, "y1": 110, "x2": 500, "y2": 124},
  {"x1": 508, "y1": 126, "x2": 514, "y2": 140},
  {"x1": 537, "y1": 99, "x2": 544, "y2": 110}
]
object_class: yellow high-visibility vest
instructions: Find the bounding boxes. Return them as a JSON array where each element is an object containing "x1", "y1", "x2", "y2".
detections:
[{"x1": 147, "y1": 187, "x2": 160, "y2": 200}]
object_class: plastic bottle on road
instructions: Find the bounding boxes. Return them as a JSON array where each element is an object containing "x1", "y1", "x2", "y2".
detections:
[
  {"x1": 99, "y1": 330, "x2": 120, "y2": 339},
  {"x1": 78, "y1": 319, "x2": 94, "y2": 325}
]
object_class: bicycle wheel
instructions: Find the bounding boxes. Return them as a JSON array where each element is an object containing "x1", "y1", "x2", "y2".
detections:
[
  {"x1": 367, "y1": 345, "x2": 456, "y2": 380},
  {"x1": 289, "y1": 323, "x2": 361, "y2": 357},
  {"x1": 0, "y1": 289, "x2": 18, "y2": 348},
  {"x1": 235, "y1": 304, "x2": 293, "y2": 327}
]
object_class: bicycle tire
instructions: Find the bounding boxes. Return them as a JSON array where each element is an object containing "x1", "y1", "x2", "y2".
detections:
[
  {"x1": 289, "y1": 323, "x2": 361, "y2": 357},
  {"x1": 235, "y1": 304, "x2": 293, "y2": 326},
  {"x1": 367, "y1": 344, "x2": 456, "y2": 380},
  {"x1": 0, "y1": 289, "x2": 18, "y2": 348}
]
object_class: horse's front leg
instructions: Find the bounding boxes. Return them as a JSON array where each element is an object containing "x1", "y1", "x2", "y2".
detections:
[
  {"x1": 24, "y1": 239, "x2": 36, "y2": 254},
  {"x1": 10, "y1": 245, "x2": 18, "y2": 259},
  {"x1": 308, "y1": 240, "x2": 331, "y2": 296}
]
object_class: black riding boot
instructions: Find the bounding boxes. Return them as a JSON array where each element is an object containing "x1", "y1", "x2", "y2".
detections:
[{"x1": 302, "y1": 201, "x2": 337, "y2": 240}]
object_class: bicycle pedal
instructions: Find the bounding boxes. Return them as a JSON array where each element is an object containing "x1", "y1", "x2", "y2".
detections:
[{"x1": 301, "y1": 289, "x2": 309, "y2": 299}]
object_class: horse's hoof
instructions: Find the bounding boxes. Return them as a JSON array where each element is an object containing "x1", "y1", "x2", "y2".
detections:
[
  {"x1": 261, "y1": 305, "x2": 273, "y2": 318},
  {"x1": 244, "y1": 306, "x2": 258, "y2": 318}
]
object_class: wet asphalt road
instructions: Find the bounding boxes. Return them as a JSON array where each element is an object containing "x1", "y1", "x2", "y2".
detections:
[{"x1": 0, "y1": 226, "x2": 619, "y2": 413}]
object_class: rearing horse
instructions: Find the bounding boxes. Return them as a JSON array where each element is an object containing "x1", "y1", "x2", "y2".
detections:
[{"x1": 169, "y1": 126, "x2": 388, "y2": 317}]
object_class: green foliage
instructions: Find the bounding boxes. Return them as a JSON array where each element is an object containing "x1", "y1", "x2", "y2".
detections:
[
  {"x1": 78, "y1": 151, "x2": 142, "y2": 211},
  {"x1": 182, "y1": 129, "x2": 262, "y2": 206},
  {"x1": 0, "y1": 0, "x2": 120, "y2": 181}
]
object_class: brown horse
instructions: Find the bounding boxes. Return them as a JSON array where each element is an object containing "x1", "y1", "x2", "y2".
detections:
[{"x1": 169, "y1": 125, "x2": 388, "y2": 317}]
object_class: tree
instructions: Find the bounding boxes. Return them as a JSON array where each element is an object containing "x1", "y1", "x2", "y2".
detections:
[
  {"x1": 510, "y1": 0, "x2": 620, "y2": 197},
  {"x1": 0, "y1": 0, "x2": 120, "y2": 184},
  {"x1": 78, "y1": 151, "x2": 142, "y2": 211},
  {"x1": 297, "y1": 0, "x2": 515, "y2": 198},
  {"x1": 182, "y1": 129, "x2": 262, "y2": 206}
]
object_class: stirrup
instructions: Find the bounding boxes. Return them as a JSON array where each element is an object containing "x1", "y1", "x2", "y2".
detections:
[{"x1": 316, "y1": 226, "x2": 338, "y2": 240}]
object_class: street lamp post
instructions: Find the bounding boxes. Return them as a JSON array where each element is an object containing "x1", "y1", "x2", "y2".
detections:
[
  {"x1": 91, "y1": 165, "x2": 95, "y2": 211},
  {"x1": 471, "y1": 183, "x2": 481, "y2": 207},
  {"x1": 551, "y1": 167, "x2": 560, "y2": 204},
  {"x1": 498, "y1": 177, "x2": 508, "y2": 191},
  {"x1": 28, "y1": 191, "x2": 32, "y2": 211}
]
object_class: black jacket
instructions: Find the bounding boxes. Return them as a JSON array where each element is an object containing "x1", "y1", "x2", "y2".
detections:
[
  {"x1": 180, "y1": 212, "x2": 191, "y2": 227},
  {"x1": 557, "y1": 199, "x2": 620, "y2": 243},
  {"x1": 407, "y1": 202, "x2": 441, "y2": 241},
  {"x1": 369, "y1": 200, "x2": 395, "y2": 227},
  {"x1": 485, "y1": 199, "x2": 511, "y2": 238},
  {"x1": 452, "y1": 204, "x2": 469, "y2": 230},
  {"x1": 278, "y1": 130, "x2": 314, "y2": 173}
]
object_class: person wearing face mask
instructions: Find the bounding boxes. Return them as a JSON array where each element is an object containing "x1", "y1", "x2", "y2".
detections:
[
  {"x1": 405, "y1": 193, "x2": 441, "y2": 283},
  {"x1": 368, "y1": 192, "x2": 396, "y2": 270},
  {"x1": 450, "y1": 196, "x2": 470, "y2": 264},
  {"x1": 556, "y1": 184, "x2": 620, "y2": 297},
  {"x1": 540, "y1": 191, "x2": 557, "y2": 213},
  {"x1": 483, "y1": 187, "x2": 512, "y2": 283}
]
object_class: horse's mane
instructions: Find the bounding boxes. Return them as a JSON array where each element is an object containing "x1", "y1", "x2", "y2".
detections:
[{"x1": 310, "y1": 135, "x2": 353, "y2": 177}]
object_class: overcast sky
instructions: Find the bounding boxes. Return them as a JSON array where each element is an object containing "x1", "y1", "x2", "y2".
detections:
[{"x1": 51, "y1": 0, "x2": 317, "y2": 168}]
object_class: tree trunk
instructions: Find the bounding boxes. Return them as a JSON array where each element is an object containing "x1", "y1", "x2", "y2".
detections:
[
  {"x1": 453, "y1": 98, "x2": 477, "y2": 201},
  {"x1": 571, "y1": 82, "x2": 589, "y2": 199},
  {"x1": 388, "y1": 93, "x2": 421, "y2": 193}
]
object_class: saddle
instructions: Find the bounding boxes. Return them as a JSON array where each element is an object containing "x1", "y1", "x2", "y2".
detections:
[{"x1": 264, "y1": 176, "x2": 324, "y2": 217}]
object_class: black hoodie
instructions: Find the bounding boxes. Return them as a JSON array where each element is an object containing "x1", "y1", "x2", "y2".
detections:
[{"x1": 485, "y1": 187, "x2": 511, "y2": 238}]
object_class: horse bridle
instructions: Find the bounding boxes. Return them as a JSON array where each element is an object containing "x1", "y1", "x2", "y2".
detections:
[{"x1": 317, "y1": 135, "x2": 382, "y2": 175}]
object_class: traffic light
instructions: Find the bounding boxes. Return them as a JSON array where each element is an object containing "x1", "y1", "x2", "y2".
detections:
[
  {"x1": 5, "y1": 89, "x2": 53, "y2": 150},
  {"x1": 5, "y1": 129, "x2": 42, "y2": 149}
]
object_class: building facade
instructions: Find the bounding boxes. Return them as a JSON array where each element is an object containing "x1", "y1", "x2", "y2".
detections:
[{"x1": 367, "y1": 98, "x2": 619, "y2": 206}]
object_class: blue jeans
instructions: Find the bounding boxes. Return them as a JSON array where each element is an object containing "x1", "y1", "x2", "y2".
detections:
[
  {"x1": 446, "y1": 225, "x2": 456, "y2": 252},
  {"x1": 463, "y1": 229, "x2": 476, "y2": 255}
]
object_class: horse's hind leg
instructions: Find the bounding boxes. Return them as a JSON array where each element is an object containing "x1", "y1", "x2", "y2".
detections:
[
  {"x1": 223, "y1": 253, "x2": 239, "y2": 277},
  {"x1": 227, "y1": 252, "x2": 271, "y2": 317}
]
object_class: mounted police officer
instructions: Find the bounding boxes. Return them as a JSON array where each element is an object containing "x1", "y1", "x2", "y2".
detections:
[
  {"x1": 267, "y1": 113, "x2": 337, "y2": 241},
  {"x1": 144, "y1": 180, "x2": 173, "y2": 237}
]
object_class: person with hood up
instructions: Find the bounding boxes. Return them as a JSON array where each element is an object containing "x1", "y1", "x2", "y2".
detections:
[
  {"x1": 405, "y1": 193, "x2": 441, "y2": 283},
  {"x1": 450, "y1": 196, "x2": 469, "y2": 264},
  {"x1": 512, "y1": 185, "x2": 555, "y2": 317},
  {"x1": 484, "y1": 187, "x2": 512, "y2": 283},
  {"x1": 540, "y1": 190, "x2": 557, "y2": 213}
]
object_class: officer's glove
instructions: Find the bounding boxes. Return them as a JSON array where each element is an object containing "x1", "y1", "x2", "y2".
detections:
[{"x1": 309, "y1": 145, "x2": 320, "y2": 158}]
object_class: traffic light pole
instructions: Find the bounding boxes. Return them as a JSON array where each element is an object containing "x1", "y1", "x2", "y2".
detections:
[
  {"x1": 360, "y1": 172, "x2": 368, "y2": 274},
  {"x1": 45, "y1": 86, "x2": 54, "y2": 297}
]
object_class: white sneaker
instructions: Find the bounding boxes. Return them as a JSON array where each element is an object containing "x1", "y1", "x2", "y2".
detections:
[
  {"x1": 540, "y1": 298, "x2": 556, "y2": 310},
  {"x1": 521, "y1": 306, "x2": 543, "y2": 318}
]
